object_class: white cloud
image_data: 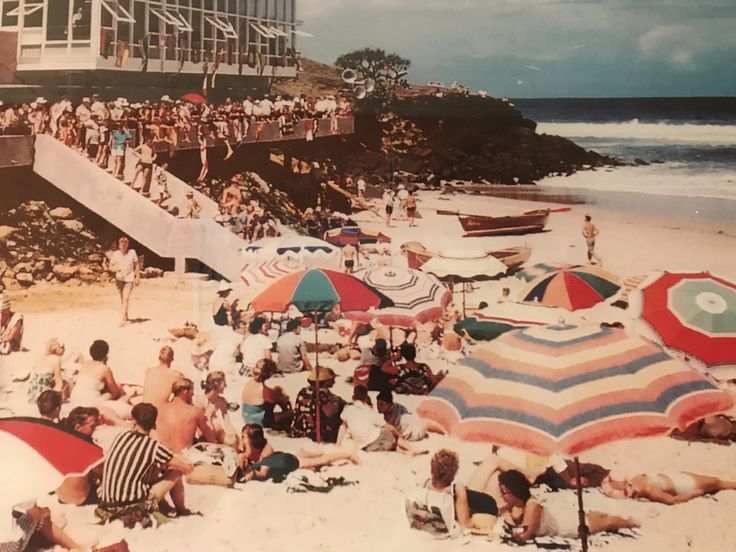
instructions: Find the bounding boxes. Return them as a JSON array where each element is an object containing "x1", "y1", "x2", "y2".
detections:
[{"x1": 638, "y1": 22, "x2": 736, "y2": 68}]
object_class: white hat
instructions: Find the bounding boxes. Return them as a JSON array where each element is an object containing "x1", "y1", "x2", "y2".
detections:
[
  {"x1": 217, "y1": 281, "x2": 233, "y2": 293},
  {"x1": 35, "y1": 97, "x2": 47, "y2": 104},
  {"x1": 82, "y1": 97, "x2": 90, "y2": 102},
  {"x1": 161, "y1": 95, "x2": 172, "y2": 102}
]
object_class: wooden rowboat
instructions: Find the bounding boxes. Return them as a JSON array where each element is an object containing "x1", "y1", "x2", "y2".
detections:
[
  {"x1": 401, "y1": 242, "x2": 531, "y2": 271},
  {"x1": 457, "y1": 209, "x2": 550, "y2": 237}
]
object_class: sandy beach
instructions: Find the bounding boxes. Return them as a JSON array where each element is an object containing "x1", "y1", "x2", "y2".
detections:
[{"x1": 2, "y1": 189, "x2": 736, "y2": 551}]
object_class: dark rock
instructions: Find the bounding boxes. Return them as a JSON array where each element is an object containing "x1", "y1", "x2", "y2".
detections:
[{"x1": 15, "y1": 273, "x2": 34, "y2": 287}]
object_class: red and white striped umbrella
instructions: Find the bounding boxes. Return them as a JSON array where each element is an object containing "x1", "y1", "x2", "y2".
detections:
[
  {"x1": 240, "y1": 259, "x2": 306, "y2": 290},
  {"x1": 343, "y1": 267, "x2": 451, "y2": 328}
]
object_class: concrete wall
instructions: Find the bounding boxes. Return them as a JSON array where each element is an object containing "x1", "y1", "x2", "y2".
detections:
[{"x1": 0, "y1": 136, "x2": 34, "y2": 168}]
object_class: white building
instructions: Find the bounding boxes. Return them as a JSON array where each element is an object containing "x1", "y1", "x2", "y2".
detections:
[{"x1": 0, "y1": 0, "x2": 302, "y2": 98}]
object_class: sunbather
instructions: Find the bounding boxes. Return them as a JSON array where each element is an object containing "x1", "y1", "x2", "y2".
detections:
[{"x1": 601, "y1": 471, "x2": 736, "y2": 505}]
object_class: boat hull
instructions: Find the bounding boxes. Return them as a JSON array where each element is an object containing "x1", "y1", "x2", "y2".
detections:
[{"x1": 458, "y1": 210, "x2": 550, "y2": 237}]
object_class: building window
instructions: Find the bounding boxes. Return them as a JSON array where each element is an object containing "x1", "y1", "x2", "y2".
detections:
[
  {"x1": 46, "y1": 0, "x2": 71, "y2": 41},
  {"x1": 71, "y1": 0, "x2": 91, "y2": 40}
]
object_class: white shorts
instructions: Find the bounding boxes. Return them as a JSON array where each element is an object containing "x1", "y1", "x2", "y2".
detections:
[{"x1": 112, "y1": 148, "x2": 125, "y2": 157}]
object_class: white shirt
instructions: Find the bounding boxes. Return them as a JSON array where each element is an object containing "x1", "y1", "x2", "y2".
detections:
[
  {"x1": 357, "y1": 178, "x2": 366, "y2": 191},
  {"x1": 239, "y1": 332, "x2": 273, "y2": 368},
  {"x1": 109, "y1": 249, "x2": 138, "y2": 283},
  {"x1": 243, "y1": 99, "x2": 253, "y2": 116},
  {"x1": 341, "y1": 402, "x2": 384, "y2": 450}
]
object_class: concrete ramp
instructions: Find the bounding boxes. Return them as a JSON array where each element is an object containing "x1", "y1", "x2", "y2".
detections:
[{"x1": 33, "y1": 134, "x2": 245, "y2": 281}]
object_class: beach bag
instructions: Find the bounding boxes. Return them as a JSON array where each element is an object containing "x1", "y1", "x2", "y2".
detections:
[
  {"x1": 184, "y1": 443, "x2": 238, "y2": 487},
  {"x1": 186, "y1": 464, "x2": 235, "y2": 488},
  {"x1": 405, "y1": 498, "x2": 449, "y2": 537},
  {"x1": 394, "y1": 374, "x2": 431, "y2": 395}
]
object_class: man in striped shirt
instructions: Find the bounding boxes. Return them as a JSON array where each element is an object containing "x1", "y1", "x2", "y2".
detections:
[{"x1": 99, "y1": 402, "x2": 193, "y2": 517}]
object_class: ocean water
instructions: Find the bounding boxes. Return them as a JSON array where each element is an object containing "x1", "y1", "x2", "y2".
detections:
[{"x1": 513, "y1": 98, "x2": 736, "y2": 209}]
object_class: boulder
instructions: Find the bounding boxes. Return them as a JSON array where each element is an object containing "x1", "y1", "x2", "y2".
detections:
[
  {"x1": 60, "y1": 220, "x2": 85, "y2": 233},
  {"x1": 49, "y1": 207, "x2": 73, "y2": 219},
  {"x1": 77, "y1": 266, "x2": 98, "y2": 283},
  {"x1": 12, "y1": 262, "x2": 32, "y2": 274},
  {"x1": 53, "y1": 264, "x2": 78, "y2": 282},
  {"x1": 15, "y1": 272, "x2": 34, "y2": 287},
  {"x1": 0, "y1": 226, "x2": 16, "y2": 240}
]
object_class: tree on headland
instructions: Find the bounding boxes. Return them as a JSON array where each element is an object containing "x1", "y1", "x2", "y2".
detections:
[{"x1": 335, "y1": 47, "x2": 410, "y2": 109}]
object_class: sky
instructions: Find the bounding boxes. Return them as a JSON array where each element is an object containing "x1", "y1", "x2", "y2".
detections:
[{"x1": 296, "y1": 0, "x2": 736, "y2": 98}]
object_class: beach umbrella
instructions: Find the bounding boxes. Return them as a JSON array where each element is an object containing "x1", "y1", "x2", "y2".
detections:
[
  {"x1": 637, "y1": 272, "x2": 736, "y2": 372},
  {"x1": 240, "y1": 259, "x2": 307, "y2": 290},
  {"x1": 343, "y1": 267, "x2": 452, "y2": 329},
  {"x1": 323, "y1": 226, "x2": 391, "y2": 247},
  {"x1": 249, "y1": 269, "x2": 392, "y2": 441},
  {"x1": 417, "y1": 324, "x2": 732, "y2": 551},
  {"x1": 241, "y1": 236, "x2": 340, "y2": 269},
  {"x1": 515, "y1": 261, "x2": 565, "y2": 283},
  {"x1": 518, "y1": 265, "x2": 621, "y2": 311},
  {"x1": 0, "y1": 418, "x2": 104, "y2": 536},
  {"x1": 454, "y1": 302, "x2": 585, "y2": 341},
  {"x1": 181, "y1": 92, "x2": 207, "y2": 104},
  {"x1": 421, "y1": 252, "x2": 507, "y2": 317}
]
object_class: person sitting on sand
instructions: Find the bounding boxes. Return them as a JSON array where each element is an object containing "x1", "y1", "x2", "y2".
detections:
[
  {"x1": 289, "y1": 367, "x2": 346, "y2": 443},
  {"x1": 36, "y1": 389, "x2": 62, "y2": 422},
  {"x1": 407, "y1": 449, "x2": 499, "y2": 537},
  {"x1": 141, "y1": 346, "x2": 183, "y2": 408},
  {"x1": 275, "y1": 319, "x2": 312, "y2": 374},
  {"x1": 239, "y1": 317, "x2": 273, "y2": 376},
  {"x1": 0, "y1": 293, "x2": 23, "y2": 355},
  {"x1": 199, "y1": 371, "x2": 238, "y2": 447},
  {"x1": 212, "y1": 282, "x2": 236, "y2": 328},
  {"x1": 499, "y1": 470, "x2": 639, "y2": 543},
  {"x1": 68, "y1": 339, "x2": 131, "y2": 422},
  {"x1": 237, "y1": 423, "x2": 359, "y2": 483},
  {"x1": 156, "y1": 377, "x2": 217, "y2": 454},
  {"x1": 27, "y1": 338, "x2": 73, "y2": 404},
  {"x1": 241, "y1": 358, "x2": 293, "y2": 431},
  {"x1": 376, "y1": 389, "x2": 446, "y2": 441},
  {"x1": 359, "y1": 338, "x2": 399, "y2": 391},
  {"x1": 98, "y1": 403, "x2": 194, "y2": 522},
  {"x1": 56, "y1": 407, "x2": 105, "y2": 506},
  {"x1": 338, "y1": 386, "x2": 423, "y2": 455},
  {"x1": 601, "y1": 471, "x2": 736, "y2": 505},
  {"x1": 394, "y1": 343, "x2": 445, "y2": 395}
]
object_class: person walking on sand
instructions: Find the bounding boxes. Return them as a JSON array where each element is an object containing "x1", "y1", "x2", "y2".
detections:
[
  {"x1": 383, "y1": 188, "x2": 396, "y2": 227},
  {"x1": 109, "y1": 236, "x2": 140, "y2": 325},
  {"x1": 582, "y1": 214, "x2": 602, "y2": 265},
  {"x1": 341, "y1": 243, "x2": 357, "y2": 274},
  {"x1": 405, "y1": 190, "x2": 418, "y2": 227}
]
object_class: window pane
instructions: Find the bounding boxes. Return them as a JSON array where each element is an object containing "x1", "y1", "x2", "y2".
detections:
[
  {"x1": 1, "y1": 2, "x2": 19, "y2": 27},
  {"x1": 47, "y1": 0, "x2": 70, "y2": 41},
  {"x1": 72, "y1": 0, "x2": 91, "y2": 39}
]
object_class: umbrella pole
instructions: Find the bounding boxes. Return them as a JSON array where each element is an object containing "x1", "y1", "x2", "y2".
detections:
[
  {"x1": 313, "y1": 311, "x2": 321, "y2": 443},
  {"x1": 574, "y1": 456, "x2": 589, "y2": 552},
  {"x1": 462, "y1": 284, "x2": 467, "y2": 319}
]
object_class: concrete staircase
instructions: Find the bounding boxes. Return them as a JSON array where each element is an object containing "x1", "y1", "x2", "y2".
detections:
[{"x1": 33, "y1": 134, "x2": 245, "y2": 281}]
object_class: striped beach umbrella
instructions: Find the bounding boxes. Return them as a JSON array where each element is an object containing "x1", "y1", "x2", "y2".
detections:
[
  {"x1": 518, "y1": 265, "x2": 621, "y2": 311},
  {"x1": 343, "y1": 267, "x2": 451, "y2": 328},
  {"x1": 417, "y1": 324, "x2": 732, "y2": 457},
  {"x1": 638, "y1": 272, "x2": 736, "y2": 369},
  {"x1": 454, "y1": 302, "x2": 585, "y2": 341},
  {"x1": 240, "y1": 259, "x2": 306, "y2": 290}
]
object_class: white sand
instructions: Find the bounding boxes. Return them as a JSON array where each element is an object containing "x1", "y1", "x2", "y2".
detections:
[{"x1": 1, "y1": 190, "x2": 735, "y2": 551}]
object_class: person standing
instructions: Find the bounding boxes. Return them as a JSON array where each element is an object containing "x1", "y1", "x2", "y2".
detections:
[
  {"x1": 341, "y1": 243, "x2": 357, "y2": 274},
  {"x1": 383, "y1": 188, "x2": 396, "y2": 227},
  {"x1": 110, "y1": 123, "x2": 131, "y2": 180},
  {"x1": 405, "y1": 190, "x2": 418, "y2": 227},
  {"x1": 582, "y1": 215, "x2": 602, "y2": 265},
  {"x1": 109, "y1": 236, "x2": 140, "y2": 325},
  {"x1": 357, "y1": 176, "x2": 366, "y2": 198}
]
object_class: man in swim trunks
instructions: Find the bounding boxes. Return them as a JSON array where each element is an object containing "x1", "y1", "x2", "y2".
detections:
[
  {"x1": 341, "y1": 243, "x2": 357, "y2": 274},
  {"x1": 132, "y1": 136, "x2": 156, "y2": 195}
]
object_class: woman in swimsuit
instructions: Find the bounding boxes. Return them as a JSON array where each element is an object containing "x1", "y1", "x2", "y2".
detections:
[
  {"x1": 27, "y1": 338, "x2": 75, "y2": 403},
  {"x1": 602, "y1": 471, "x2": 736, "y2": 505},
  {"x1": 499, "y1": 470, "x2": 638, "y2": 543},
  {"x1": 238, "y1": 424, "x2": 358, "y2": 483},
  {"x1": 241, "y1": 358, "x2": 293, "y2": 431},
  {"x1": 199, "y1": 371, "x2": 237, "y2": 447}
]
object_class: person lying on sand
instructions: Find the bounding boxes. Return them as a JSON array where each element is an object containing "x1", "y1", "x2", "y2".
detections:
[
  {"x1": 601, "y1": 471, "x2": 736, "y2": 505},
  {"x1": 407, "y1": 449, "x2": 499, "y2": 537},
  {"x1": 672, "y1": 414, "x2": 736, "y2": 443},
  {"x1": 1, "y1": 502, "x2": 90, "y2": 552},
  {"x1": 376, "y1": 389, "x2": 446, "y2": 441},
  {"x1": 500, "y1": 470, "x2": 638, "y2": 543},
  {"x1": 237, "y1": 423, "x2": 359, "y2": 483}
]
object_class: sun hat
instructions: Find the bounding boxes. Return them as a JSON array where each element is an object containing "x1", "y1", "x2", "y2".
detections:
[{"x1": 306, "y1": 367, "x2": 336, "y2": 383}]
